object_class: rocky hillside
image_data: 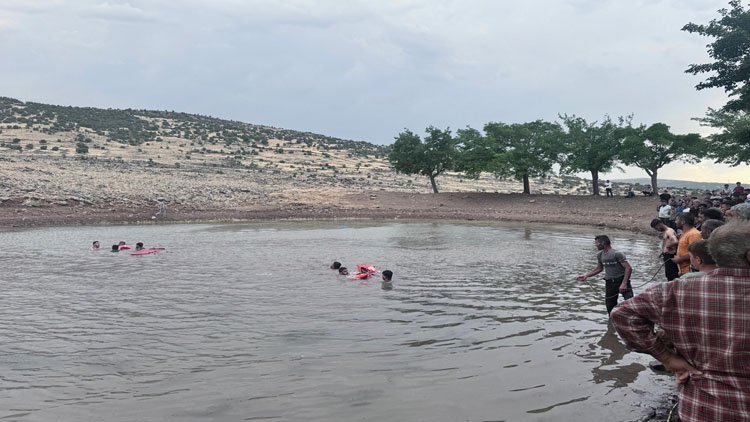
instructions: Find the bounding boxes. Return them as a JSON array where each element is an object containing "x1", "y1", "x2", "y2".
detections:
[{"x1": 0, "y1": 97, "x2": 624, "y2": 212}]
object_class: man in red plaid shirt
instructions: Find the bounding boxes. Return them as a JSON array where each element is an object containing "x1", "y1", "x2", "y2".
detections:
[{"x1": 611, "y1": 221, "x2": 750, "y2": 421}]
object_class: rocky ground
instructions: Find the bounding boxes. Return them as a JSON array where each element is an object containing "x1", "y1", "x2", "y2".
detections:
[{"x1": 0, "y1": 155, "x2": 660, "y2": 231}]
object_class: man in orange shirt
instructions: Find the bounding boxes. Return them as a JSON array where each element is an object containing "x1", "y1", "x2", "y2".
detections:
[{"x1": 672, "y1": 213, "x2": 702, "y2": 276}]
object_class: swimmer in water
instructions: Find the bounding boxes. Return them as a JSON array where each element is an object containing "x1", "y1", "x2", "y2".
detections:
[
  {"x1": 330, "y1": 261, "x2": 341, "y2": 270},
  {"x1": 111, "y1": 244, "x2": 120, "y2": 252},
  {"x1": 381, "y1": 270, "x2": 393, "y2": 290},
  {"x1": 92, "y1": 241, "x2": 101, "y2": 250},
  {"x1": 135, "y1": 242, "x2": 144, "y2": 251},
  {"x1": 338, "y1": 267, "x2": 349, "y2": 276}
]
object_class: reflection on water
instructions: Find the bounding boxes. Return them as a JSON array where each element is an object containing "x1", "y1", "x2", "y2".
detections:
[{"x1": 0, "y1": 222, "x2": 667, "y2": 421}]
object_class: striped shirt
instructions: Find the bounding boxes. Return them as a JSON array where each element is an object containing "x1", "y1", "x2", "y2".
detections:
[{"x1": 610, "y1": 268, "x2": 750, "y2": 422}]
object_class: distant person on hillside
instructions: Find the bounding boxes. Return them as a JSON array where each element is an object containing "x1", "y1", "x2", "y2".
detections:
[
  {"x1": 91, "y1": 241, "x2": 101, "y2": 251},
  {"x1": 624, "y1": 187, "x2": 635, "y2": 198},
  {"x1": 732, "y1": 182, "x2": 745, "y2": 198},
  {"x1": 641, "y1": 185, "x2": 653, "y2": 197},
  {"x1": 604, "y1": 180, "x2": 613, "y2": 197},
  {"x1": 720, "y1": 183, "x2": 732, "y2": 197},
  {"x1": 651, "y1": 218, "x2": 679, "y2": 281}
]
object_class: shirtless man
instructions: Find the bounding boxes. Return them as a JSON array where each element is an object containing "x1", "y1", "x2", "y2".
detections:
[{"x1": 651, "y1": 218, "x2": 679, "y2": 281}]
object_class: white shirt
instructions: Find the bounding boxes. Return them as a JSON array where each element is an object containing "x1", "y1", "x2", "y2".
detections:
[{"x1": 658, "y1": 204, "x2": 672, "y2": 218}]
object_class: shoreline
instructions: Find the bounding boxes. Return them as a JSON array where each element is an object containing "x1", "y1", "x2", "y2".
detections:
[{"x1": 0, "y1": 191, "x2": 659, "y2": 233}]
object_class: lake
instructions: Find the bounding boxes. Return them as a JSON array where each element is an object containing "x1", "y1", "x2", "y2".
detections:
[{"x1": 0, "y1": 221, "x2": 671, "y2": 421}]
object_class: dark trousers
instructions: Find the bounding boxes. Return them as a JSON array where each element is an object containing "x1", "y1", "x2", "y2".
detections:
[
  {"x1": 662, "y1": 253, "x2": 679, "y2": 281},
  {"x1": 606, "y1": 188, "x2": 613, "y2": 197},
  {"x1": 605, "y1": 277, "x2": 633, "y2": 314}
]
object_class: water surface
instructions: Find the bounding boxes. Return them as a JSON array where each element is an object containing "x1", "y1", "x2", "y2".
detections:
[{"x1": 0, "y1": 222, "x2": 671, "y2": 421}]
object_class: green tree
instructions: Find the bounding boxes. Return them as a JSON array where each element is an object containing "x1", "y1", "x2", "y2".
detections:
[
  {"x1": 696, "y1": 108, "x2": 750, "y2": 165},
  {"x1": 457, "y1": 121, "x2": 563, "y2": 194},
  {"x1": 389, "y1": 127, "x2": 456, "y2": 193},
  {"x1": 683, "y1": 1, "x2": 750, "y2": 166},
  {"x1": 484, "y1": 120, "x2": 564, "y2": 194},
  {"x1": 559, "y1": 115, "x2": 624, "y2": 195},
  {"x1": 683, "y1": 0, "x2": 750, "y2": 112},
  {"x1": 619, "y1": 123, "x2": 703, "y2": 192}
]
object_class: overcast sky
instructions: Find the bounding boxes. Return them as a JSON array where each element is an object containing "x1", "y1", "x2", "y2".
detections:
[{"x1": 0, "y1": 0, "x2": 746, "y2": 183}]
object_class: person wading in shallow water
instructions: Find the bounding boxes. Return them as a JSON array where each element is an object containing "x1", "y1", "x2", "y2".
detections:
[{"x1": 576, "y1": 235, "x2": 634, "y2": 314}]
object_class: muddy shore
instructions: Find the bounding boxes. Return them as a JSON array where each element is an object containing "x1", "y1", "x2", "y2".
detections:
[{"x1": 0, "y1": 190, "x2": 660, "y2": 233}]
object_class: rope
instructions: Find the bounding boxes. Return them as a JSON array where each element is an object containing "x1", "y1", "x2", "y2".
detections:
[
  {"x1": 667, "y1": 402, "x2": 678, "y2": 422},
  {"x1": 580, "y1": 259, "x2": 667, "y2": 300}
]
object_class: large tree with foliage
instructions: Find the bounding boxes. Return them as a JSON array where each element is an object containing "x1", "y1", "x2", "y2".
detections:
[
  {"x1": 388, "y1": 126, "x2": 456, "y2": 193},
  {"x1": 683, "y1": 1, "x2": 750, "y2": 166},
  {"x1": 619, "y1": 123, "x2": 703, "y2": 192},
  {"x1": 459, "y1": 121, "x2": 563, "y2": 194},
  {"x1": 696, "y1": 108, "x2": 750, "y2": 165},
  {"x1": 683, "y1": 0, "x2": 750, "y2": 112},
  {"x1": 559, "y1": 115, "x2": 624, "y2": 195}
]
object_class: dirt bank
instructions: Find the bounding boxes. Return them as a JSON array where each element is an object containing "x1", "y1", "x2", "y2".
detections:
[{"x1": 0, "y1": 190, "x2": 659, "y2": 233}]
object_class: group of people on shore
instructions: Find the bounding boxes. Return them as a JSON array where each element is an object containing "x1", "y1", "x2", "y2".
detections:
[
  {"x1": 577, "y1": 186, "x2": 750, "y2": 421},
  {"x1": 330, "y1": 261, "x2": 394, "y2": 290}
]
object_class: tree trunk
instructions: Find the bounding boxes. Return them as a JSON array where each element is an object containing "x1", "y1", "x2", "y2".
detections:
[
  {"x1": 591, "y1": 170, "x2": 600, "y2": 195},
  {"x1": 650, "y1": 170, "x2": 658, "y2": 194},
  {"x1": 429, "y1": 174, "x2": 439, "y2": 193},
  {"x1": 522, "y1": 175, "x2": 531, "y2": 194}
]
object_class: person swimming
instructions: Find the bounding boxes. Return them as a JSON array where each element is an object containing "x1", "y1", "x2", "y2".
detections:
[
  {"x1": 330, "y1": 261, "x2": 342, "y2": 270},
  {"x1": 338, "y1": 267, "x2": 349, "y2": 275},
  {"x1": 111, "y1": 244, "x2": 120, "y2": 252},
  {"x1": 135, "y1": 242, "x2": 144, "y2": 251},
  {"x1": 381, "y1": 270, "x2": 393, "y2": 290},
  {"x1": 92, "y1": 241, "x2": 101, "y2": 250}
]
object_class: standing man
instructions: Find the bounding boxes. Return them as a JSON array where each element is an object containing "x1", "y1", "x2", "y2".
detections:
[
  {"x1": 657, "y1": 197, "x2": 673, "y2": 229},
  {"x1": 672, "y1": 213, "x2": 701, "y2": 276},
  {"x1": 604, "y1": 180, "x2": 613, "y2": 197},
  {"x1": 576, "y1": 235, "x2": 633, "y2": 314},
  {"x1": 650, "y1": 218, "x2": 679, "y2": 281},
  {"x1": 610, "y1": 221, "x2": 750, "y2": 421}
]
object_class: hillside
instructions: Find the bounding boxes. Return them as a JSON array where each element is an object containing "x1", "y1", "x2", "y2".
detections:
[
  {"x1": 0, "y1": 97, "x2": 712, "y2": 229},
  {"x1": 0, "y1": 96, "x2": 600, "y2": 204}
]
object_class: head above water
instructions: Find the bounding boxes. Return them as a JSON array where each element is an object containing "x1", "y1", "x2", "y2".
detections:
[
  {"x1": 330, "y1": 261, "x2": 341, "y2": 270},
  {"x1": 338, "y1": 267, "x2": 349, "y2": 275},
  {"x1": 111, "y1": 244, "x2": 120, "y2": 252},
  {"x1": 382, "y1": 270, "x2": 393, "y2": 281},
  {"x1": 92, "y1": 240, "x2": 100, "y2": 248}
]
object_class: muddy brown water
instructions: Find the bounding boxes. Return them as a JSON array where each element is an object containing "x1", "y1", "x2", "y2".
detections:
[{"x1": 0, "y1": 222, "x2": 672, "y2": 421}]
